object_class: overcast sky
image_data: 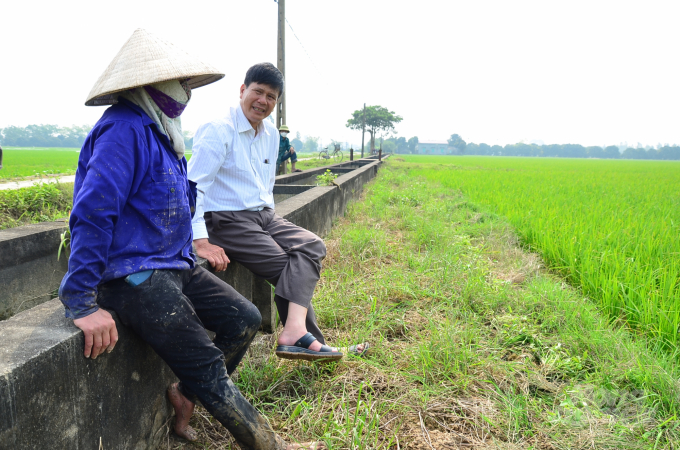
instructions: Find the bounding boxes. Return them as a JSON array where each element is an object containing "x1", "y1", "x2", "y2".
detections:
[{"x1": 1, "y1": 0, "x2": 679, "y2": 148}]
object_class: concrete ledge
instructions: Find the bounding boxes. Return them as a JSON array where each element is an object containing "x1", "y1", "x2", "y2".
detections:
[
  {"x1": 276, "y1": 159, "x2": 381, "y2": 237},
  {"x1": 0, "y1": 299, "x2": 175, "y2": 450}
]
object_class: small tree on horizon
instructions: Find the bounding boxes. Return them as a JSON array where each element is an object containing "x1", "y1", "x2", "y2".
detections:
[
  {"x1": 346, "y1": 105, "x2": 402, "y2": 154},
  {"x1": 448, "y1": 134, "x2": 467, "y2": 153},
  {"x1": 407, "y1": 136, "x2": 419, "y2": 154}
]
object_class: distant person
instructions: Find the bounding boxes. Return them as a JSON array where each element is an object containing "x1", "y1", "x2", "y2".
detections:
[
  {"x1": 188, "y1": 63, "x2": 368, "y2": 363},
  {"x1": 59, "y1": 29, "x2": 322, "y2": 450},
  {"x1": 277, "y1": 124, "x2": 301, "y2": 173}
]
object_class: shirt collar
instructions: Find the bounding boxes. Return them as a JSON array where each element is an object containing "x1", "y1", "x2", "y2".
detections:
[
  {"x1": 235, "y1": 104, "x2": 270, "y2": 136},
  {"x1": 117, "y1": 97, "x2": 174, "y2": 151},
  {"x1": 117, "y1": 97, "x2": 155, "y2": 127}
]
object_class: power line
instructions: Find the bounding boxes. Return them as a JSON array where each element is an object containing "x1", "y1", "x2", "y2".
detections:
[{"x1": 285, "y1": 17, "x2": 326, "y2": 81}]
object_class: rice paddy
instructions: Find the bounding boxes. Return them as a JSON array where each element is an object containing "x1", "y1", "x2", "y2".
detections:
[
  {"x1": 405, "y1": 155, "x2": 680, "y2": 350},
  {"x1": 0, "y1": 147, "x2": 80, "y2": 180}
]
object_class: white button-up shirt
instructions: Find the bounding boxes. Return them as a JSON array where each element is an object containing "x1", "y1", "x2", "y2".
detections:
[{"x1": 187, "y1": 105, "x2": 279, "y2": 240}]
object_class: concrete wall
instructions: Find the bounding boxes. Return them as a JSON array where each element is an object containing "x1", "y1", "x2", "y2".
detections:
[
  {"x1": 276, "y1": 160, "x2": 380, "y2": 237},
  {"x1": 0, "y1": 158, "x2": 384, "y2": 450},
  {"x1": 0, "y1": 222, "x2": 68, "y2": 320},
  {"x1": 0, "y1": 300, "x2": 176, "y2": 450}
]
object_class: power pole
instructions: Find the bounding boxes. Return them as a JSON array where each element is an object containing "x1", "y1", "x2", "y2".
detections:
[
  {"x1": 361, "y1": 103, "x2": 366, "y2": 158},
  {"x1": 276, "y1": 0, "x2": 286, "y2": 129}
]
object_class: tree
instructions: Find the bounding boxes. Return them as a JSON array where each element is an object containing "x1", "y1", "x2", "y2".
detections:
[
  {"x1": 302, "y1": 136, "x2": 320, "y2": 153},
  {"x1": 346, "y1": 105, "x2": 402, "y2": 153},
  {"x1": 657, "y1": 146, "x2": 680, "y2": 160},
  {"x1": 622, "y1": 147, "x2": 646, "y2": 159},
  {"x1": 603, "y1": 145, "x2": 620, "y2": 159},
  {"x1": 384, "y1": 136, "x2": 409, "y2": 154},
  {"x1": 393, "y1": 136, "x2": 408, "y2": 153},
  {"x1": 465, "y1": 143, "x2": 480, "y2": 154},
  {"x1": 382, "y1": 140, "x2": 396, "y2": 154},
  {"x1": 447, "y1": 134, "x2": 466, "y2": 153},
  {"x1": 407, "y1": 137, "x2": 419, "y2": 154},
  {"x1": 291, "y1": 132, "x2": 303, "y2": 152},
  {"x1": 586, "y1": 146, "x2": 605, "y2": 158},
  {"x1": 478, "y1": 143, "x2": 492, "y2": 155}
]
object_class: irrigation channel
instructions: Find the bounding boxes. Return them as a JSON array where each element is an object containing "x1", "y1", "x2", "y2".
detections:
[{"x1": 0, "y1": 156, "x2": 385, "y2": 450}]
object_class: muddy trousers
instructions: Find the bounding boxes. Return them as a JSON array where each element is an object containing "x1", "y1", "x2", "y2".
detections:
[{"x1": 97, "y1": 266, "x2": 283, "y2": 450}]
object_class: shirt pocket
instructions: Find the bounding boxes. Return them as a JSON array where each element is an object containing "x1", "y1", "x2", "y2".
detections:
[{"x1": 149, "y1": 169, "x2": 185, "y2": 228}]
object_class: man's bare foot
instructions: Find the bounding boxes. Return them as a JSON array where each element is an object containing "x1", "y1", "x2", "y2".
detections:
[
  {"x1": 287, "y1": 441, "x2": 326, "y2": 450},
  {"x1": 278, "y1": 329, "x2": 332, "y2": 353},
  {"x1": 278, "y1": 329, "x2": 367, "y2": 355},
  {"x1": 167, "y1": 383, "x2": 197, "y2": 441}
]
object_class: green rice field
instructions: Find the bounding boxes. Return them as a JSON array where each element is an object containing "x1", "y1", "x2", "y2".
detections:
[
  {"x1": 404, "y1": 155, "x2": 680, "y2": 350},
  {"x1": 0, "y1": 147, "x2": 342, "y2": 180},
  {"x1": 0, "y1": 147, "x2": 80, "y2": 180}
]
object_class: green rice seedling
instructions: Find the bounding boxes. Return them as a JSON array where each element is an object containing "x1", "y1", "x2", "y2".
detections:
[{"x1": 405, "y1": 156, "x2": 680, "y2": 350}]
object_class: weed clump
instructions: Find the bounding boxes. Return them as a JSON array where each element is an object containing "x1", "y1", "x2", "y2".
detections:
[
  {"x1": 316, "y1": 169, "x2": 338, "y2": 186},
  {"x1": 0, "y1": 182, "x2": 72, "y2": 229}
]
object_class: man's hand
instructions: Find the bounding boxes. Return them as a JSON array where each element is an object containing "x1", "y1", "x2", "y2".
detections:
[
  {"x1": 73, "y1": 309, "x2": 118, "y2": 359},
  {"x1": 194, "y1": 238, "x2": 230, "y2": 272},
  {"x1": 290, "y1": 146, "x2": 295, "y2": 154}
]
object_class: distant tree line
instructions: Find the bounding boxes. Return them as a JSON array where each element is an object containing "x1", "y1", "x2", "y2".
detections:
[
  {"x1": 0, "y1": 124, "x2": 92, "y2": 148},
  {"x1": 1, "y1": 124, "x2": 196, "y2": 150},
  {"x1": 462, "y1": 141, "x2": 680, "y2": 160},
  {"x1": 379, "y1": 136, "x2": 419, "y2": 154},
  {"x1": 412, "y1": 133, "x2": 680, "y2": 160},
  {"x1": 5, "y1": 124, "x2": 679, "y2": 161}
]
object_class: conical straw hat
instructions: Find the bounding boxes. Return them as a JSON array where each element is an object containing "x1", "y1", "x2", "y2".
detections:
[{"x1": 85, "y1": 28, "x2": 224, "y2": 106}]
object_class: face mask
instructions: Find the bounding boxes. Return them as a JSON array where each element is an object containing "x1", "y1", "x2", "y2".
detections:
[
  {"x1": 143, "y1": 80, "x2": 192, "y2": 118},
  {"x1": 281, "y1": 132, "x2": 289, "y2": 138}
]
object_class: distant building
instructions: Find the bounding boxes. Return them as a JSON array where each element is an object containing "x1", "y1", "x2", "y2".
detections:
[{"x1": 415, "y1": 140, "x2": 451, "y2": 155}]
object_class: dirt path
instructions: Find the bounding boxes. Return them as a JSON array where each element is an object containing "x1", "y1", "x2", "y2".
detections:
[{"x1": 0, "y1": 174, "x2": 76, "y2": 190}]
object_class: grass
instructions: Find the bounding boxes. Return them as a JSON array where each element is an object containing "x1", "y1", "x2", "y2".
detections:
[
  {"x1": 166, "y1": 159, "x2": 680, "y2": 449},
  {"x1": 0, "y1": 147, "x2": 80, "y2": 180},
  {"x1": 0, "y1": 182, "x2": 72, "y2": 229},
  {"x1": 403, "y1": 156, "x2": 680, "y2": 351},
  {"x1": 0, "y1": 148, "x2": 344, "y2": 180}
]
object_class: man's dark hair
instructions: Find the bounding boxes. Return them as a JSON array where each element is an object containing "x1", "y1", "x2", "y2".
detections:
[{"x1": 244, "y1": 63, "x2": 284, "y2": 97}]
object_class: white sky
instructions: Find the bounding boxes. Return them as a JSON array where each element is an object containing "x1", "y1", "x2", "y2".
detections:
[{"x1": 1, "y1": 0, "x2": 679, "y2": 148}]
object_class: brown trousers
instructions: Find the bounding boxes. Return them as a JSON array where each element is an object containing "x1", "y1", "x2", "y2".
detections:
[{"x1": 205, "y1": 208, "x2": 327, "y2": 344}]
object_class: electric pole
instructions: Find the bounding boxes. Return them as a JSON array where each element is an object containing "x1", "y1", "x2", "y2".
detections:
[
  {"x1": 276, "y1": 0, "x2": 286, "y2": 129},
  {"x1": 361, "y1": 103, "x2": 366, "y2": 158}
]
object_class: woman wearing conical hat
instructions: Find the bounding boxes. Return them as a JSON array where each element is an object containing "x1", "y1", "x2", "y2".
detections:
[{"x1": 58, "y1": 29, "x2": 323, "y2": 450}]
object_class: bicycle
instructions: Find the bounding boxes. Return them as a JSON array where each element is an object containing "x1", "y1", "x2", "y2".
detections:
[{"x1": 318, "y1": 144, "x2": 343, "y2": 163}]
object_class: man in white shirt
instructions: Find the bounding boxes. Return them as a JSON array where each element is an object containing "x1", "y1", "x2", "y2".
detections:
[{"x1": 188, "y1": 63, "x2": 366, "y2": 361}]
